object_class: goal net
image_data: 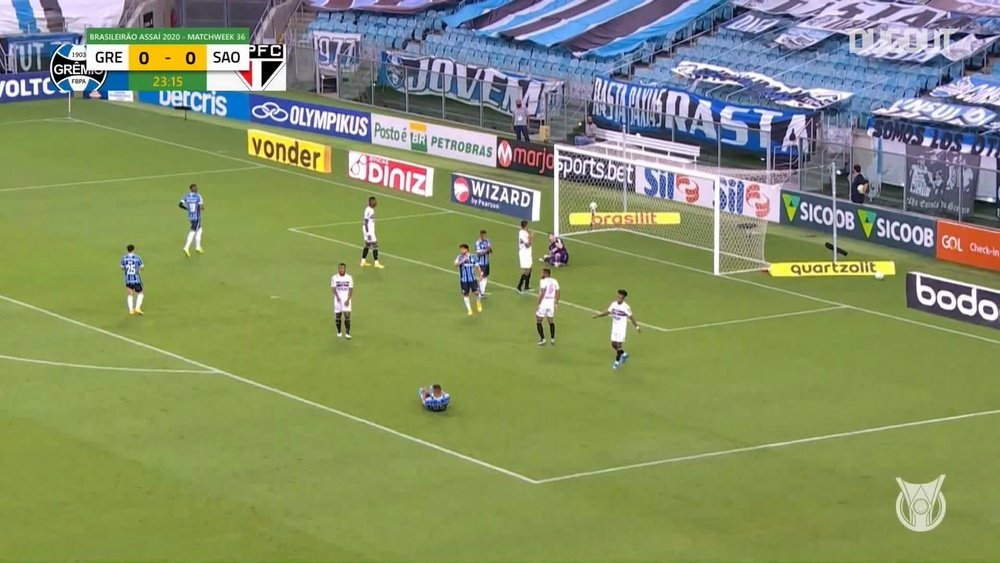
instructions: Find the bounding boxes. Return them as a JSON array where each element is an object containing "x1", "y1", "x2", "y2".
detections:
[{"x1": 553, "y1": 143, "x2": 774, "y2": 275}]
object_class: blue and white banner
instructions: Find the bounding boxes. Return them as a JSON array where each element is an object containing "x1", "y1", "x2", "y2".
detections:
[
  {"x1": 138, "y1": 91, "x2": 250, "y2": 120},
  {"x1": 313, "y1": 31, "x2": 361, "y2": 74},
  {"x1": 591, "y1": 75, "x2": 814, "y2": 155},
  {"x1": 379, "y1": 52, "x2": 562, "y2": 117},
  {"x1": 873, "y1": 97, "x2": 1000, "y2": 129},
  {"x1": 930, "y1": 73, "x2": 1000, "y2": 108},
  {"x1": 773, "y1": 26, "x2": 833, "y2": 49},
  {"x1": 248, "y1": 95, "x2": 371, "y2": 142},
  {"x1": 5, "y1": 32, "x2": 81, "y2": 72},
  {"x1": 724, "y1": 12, "x2": 785, "y2": 34},
  {"x1": 734, "y1": 0, "x2": 972, "y2": 31},
  {"x1": 450, "y1": 173, "x2": 541, "y2": 221},
  {"x1": 672, "y1": 61, "x2": 851, "y2": 110},
  {"x1": 0, "y1": 72, "x2": 62, "y2": 103},
  {"x1": 867, "y1": 115, "x2": 1000, "y2": 158},
  {"x1": 0, "y1": 0, "x2": 124, "y2": 35}
]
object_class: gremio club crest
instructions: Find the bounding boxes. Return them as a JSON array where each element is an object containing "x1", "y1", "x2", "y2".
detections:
[{"x1": 49, "y1": 43, "x2": 107, "y2": 94}]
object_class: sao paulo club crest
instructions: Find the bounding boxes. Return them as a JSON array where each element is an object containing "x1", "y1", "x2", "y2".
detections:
[{"x1": 49, "y1": 43, "x2": 106, "y2": 94}]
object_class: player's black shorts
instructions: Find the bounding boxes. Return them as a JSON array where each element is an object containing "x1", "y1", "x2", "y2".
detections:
[
  {"x1": 190, "y1": 219, "x2": 202, "y2": 231},
  {"x1": 126, "y1": 282, "x2": 144, "y2": 293},
  {"x1": 480, "y1": 263, "x2": 490, "y2": 277},
  {"x1": 460, "y1": 281, "x2": 478, "y2": 295}
]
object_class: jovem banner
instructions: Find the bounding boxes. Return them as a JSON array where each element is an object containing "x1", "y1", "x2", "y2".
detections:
[
  {"x1": 379, "y1": 51, "x2": 562, "y2": 117},
  {"x1": 591, "y1": 75, "x2": 815, "y2": 156},
  {"x1": 779, "y1": 189, "x2": 938, "y2": 256},
  {"x1": 495, "y1": 138, "x2": 555, "y2": 176},
  {"x1": 905, "y1": 144, "x2": 977, "y2": 218},
  {"x1": 906, "y1": 272, "x2": 1000, "y2": 329},
  {"x1": 867, "y1": 116, "x2": 1000, "y2": 158}
]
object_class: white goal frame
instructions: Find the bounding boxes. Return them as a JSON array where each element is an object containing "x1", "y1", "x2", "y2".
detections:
[{"x1": 553, "y1": 143, "x2": 768, "y2": 276}]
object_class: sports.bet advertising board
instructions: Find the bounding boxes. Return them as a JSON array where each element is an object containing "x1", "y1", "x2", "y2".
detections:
[
  {"x1": 779, "y1": 190, "x2": 938, "y2": 256},
  {"x1": 370, "y1": 113, "x2": 496, "y2": 167}
]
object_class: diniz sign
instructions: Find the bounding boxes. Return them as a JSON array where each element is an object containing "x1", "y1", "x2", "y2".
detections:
[
  {"x1": 347, "y1": 150, "x2": 434, "y2": 197},
  {"x1": 848, "y1": 27, "x2": 958, "y2": 56},
  {"x1": 906, "y1": 272, "x2": 1000, "y2": 330}
]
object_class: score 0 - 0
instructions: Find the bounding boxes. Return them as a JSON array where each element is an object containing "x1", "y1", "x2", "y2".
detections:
[{"x1": 86, "y1": 44, "x2": 250, "y2": 72}]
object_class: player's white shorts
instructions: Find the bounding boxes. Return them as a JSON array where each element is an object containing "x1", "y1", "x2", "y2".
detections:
[
  {"x1": 519, "y1": 249, "x2": 532, "y2": 269},
  {"x1": 363, "y1": 233, "x2": 377, "y2": 248},
  {"x1": 536, "y1": 303, "x2": 556, "y2": 318},
  {"x1": 610, "y1": 325, "x2": 627, "y2": 343},
  {"x1": 334, "y1": 299, "x2": 352, "y2": 314}
]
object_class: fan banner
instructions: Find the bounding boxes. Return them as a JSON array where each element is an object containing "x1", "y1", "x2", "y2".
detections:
[
  {"x1": 672, "y1": 61, "x2": 852, "y2": 110},
  {"x1": 733, "y1": 0, "x2": 973, "y2": 31},
  {"x1": 724, "y1": 12, "x2": 785, "y2": 34},
  {"x1": 591, "y1": 75, "x2": 814, "y2": 156},
  {"x1": 867, "y1": 115, "x2": 1000, "y2": 158},
  {"x1": 313, "y1": 31, "x2": 361, "y2": 74},
  {"x1": 303, "y1": 0, "x2": 456, "y2": 13},
  {"x1": 0, "y1": 0, "x2": 124, "y2": 34},
  {"x1": 378, "y1": 51, "x2": 562, "y2": 117},
  {"x1": 930, "y1": 73, "x2": 1000, "y2": 107},
  {"x1": 853, "y1": 28, "x2": 998, "y2": 62},
  {"x1": 906, "y1": 144, "x2": 978, "y2": 218},
  {"x1": 773, "y1": 26, "x2": 833, "y2": 49},
  {"x1": 873, "y1": 97, "x2": 1000, "y2": 129}
]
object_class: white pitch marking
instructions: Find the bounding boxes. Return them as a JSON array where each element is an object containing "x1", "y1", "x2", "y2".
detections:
[
  {"x1": 68, "y1": 119, "x2": 1000, "y2": 345},
  {"x1": 0, "y1": 293, "x2": 538, "y2": 484},
  {"x1": 0, "y1": 353, "x2": 215, "y2": 374},
  {"x1": 660, "y1": 305, "x2": 846, "y2": 333},
  {"x1": 0, "y1": 165, "x2": 263, "y2": 194},
  {"x1": 534, "y1": 408, "x2": 1000, "y2": 484},
  {"x1": 0, "y1": 118, "x2": 75, "y2": 126},
  {"x1": 289, "y1": 211, "x2": 454, "y2": 230}
]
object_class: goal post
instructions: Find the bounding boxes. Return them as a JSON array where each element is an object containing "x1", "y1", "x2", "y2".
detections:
[{"x1": 553, "y1": 143, "x2": 770, "y2": 275}]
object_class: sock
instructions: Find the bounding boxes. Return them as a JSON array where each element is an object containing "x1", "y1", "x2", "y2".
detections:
[
  {"x1": 517, "y1": 274, "x2": 527, "y2": 290},
  {"x1": 184, "y1": 231, "x2": 195, "y2": 250},
  {"x1": 479, "y1": 278, "x2": 487, "y2": 294},
  {"x1": 616, "y1": 349, "x2": 624, "y2": 361},
  {"x1": 194, "y1": 228, "x2": 203, "y2": 248},
  {"x1": 335, "y1": 313, "x2": 342, "y2": 333},
  {"x1": 127, "y1": 294, "x2": 134, "y2": 311},
  {"x1": 525, "y1": 273, "x2": 531, "y2": 289},
  {"x1": 136, "y1": 293, "x2": 144, "y2": 309},
  {"x1": 536, "y1": 322, "x2": 545, "y2": 340},
  {"x1": 361, "y1": 247, "x2": 370, "y2": 260},
  {"x1": 549, "y1": 323, "x2": 556, "y2": 339},
  {"x1": 345, "y1": 319, "x2": 351, "y2": 335},
  {"x1": 373, "y1": 249, "x2": 379, "y2": 261},
  {"x1": 463, "y1": 296, "x2": 471, "y2": 311}
]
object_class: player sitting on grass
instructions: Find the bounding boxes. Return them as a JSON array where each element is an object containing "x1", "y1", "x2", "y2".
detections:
[
  {"x1": 541, "y1": 233, "x2": 569, "y2": 267},
  {"x1": 419, "y1": 384, "x2": 450, "y2": 412}
]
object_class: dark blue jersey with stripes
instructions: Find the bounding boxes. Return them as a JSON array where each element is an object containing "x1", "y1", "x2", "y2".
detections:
[
  {"x1": 423, "y1": 393, "x2": 450, "y2": 412},
  {"x1": 457, "y1": 254, "x2": 479, "y2": 284},
  {"x1": 120, "y1": 253, "x2": 144, "y2": 285},
  {"x1": 181, "y1": 192, "x2": 203, "y2": 224},
  {"x1": 475, "y1": 238, "x2": 491, "y2": 266}
]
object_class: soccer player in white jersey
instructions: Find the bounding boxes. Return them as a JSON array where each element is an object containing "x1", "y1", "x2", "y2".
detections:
[
  {"x1": 592, "y1": 289, "x2": 641, "y2": 370},
  {"x1": 535, "y1": 268, "x2": 560, "y2": 345},
  {"x1": 331, "y1": 262, "x2": 354, "y2": 339},
  {"x1": 515, "y1": 220, "x2": 534, "y2": 293},
  {"x1": 360, "y1": 197, "x2": 384, "y2": 269}
]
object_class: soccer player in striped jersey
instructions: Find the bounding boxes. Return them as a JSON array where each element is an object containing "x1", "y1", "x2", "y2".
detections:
[
  {"x1": 475, "y1": 230, "x2": 492, "y2": 296},
  {"x1": 120, "y1": 244, "x2": 145, "y2": 316},
  {"x1": 179, "y1": 184, "x2": 204, "y2": 257},
  {"x1": 516, "y1": 220, "x2": 534, "y2": 293},
  {"x1": 331, "y1": 262, "x2": 354, "y2": 339},
  {"x1": 360, "y1": 197, "x2": 384, "y2": 268},
  {"x1": 592, "y1": 289, "x2": 641, "y2": 369},
  {"x1": 535, "y1": 268, "x2": 559, "y2": 345},
  {"x1": 455, "y1": 243, "x2": 483, "y2": 316},
  {"x1": 418, "y1": 384, "x2": 450, "y2": 412}
]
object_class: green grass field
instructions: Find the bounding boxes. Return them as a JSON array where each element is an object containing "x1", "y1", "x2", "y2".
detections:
[{"x1": 1, "y1": 97, "x2": 998, "y2": 561}]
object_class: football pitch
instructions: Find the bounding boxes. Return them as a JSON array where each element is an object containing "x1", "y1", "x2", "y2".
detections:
[{"x1": 1, "y1": 98, "x2": 998, "y2": 560}]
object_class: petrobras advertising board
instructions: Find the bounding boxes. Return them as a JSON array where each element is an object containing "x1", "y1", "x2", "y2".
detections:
[
  {"x1": 370, "y1": 113, "x2": 496, "y2": 167},
  {"x1": 634, "y1": 166, "x2": 781, "y2": 223},
  {"x1": 249, "y1": 94, "x2": 371, "y2": 142},
  {"x1": 137, "y1": 91, "x2": 250, "y2": 120},
  {"x1": 0, "y1": 72, "x2": 62, "y2": 103},
  {"x1": 779, "y1": 190, "x2": 938, "y2": 256},
  {"x1": 450, "y1": 173, "x2": 541, "y2": 221}
]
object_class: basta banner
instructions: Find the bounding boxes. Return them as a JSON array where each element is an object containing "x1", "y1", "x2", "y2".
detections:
[
  {"x1": 779, "y1": 189, "x2": 938, "y2": 256},
  {"x1": 495, "y1": 138, "x2": 555, "y2": 176}
]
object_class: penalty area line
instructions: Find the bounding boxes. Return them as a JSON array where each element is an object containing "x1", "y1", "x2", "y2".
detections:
[
  {"x1": 534, "y1": 408, "x2": 1000, "y2": 484},
  {"x1": 0, "y1": 165, "x2": 264, "y2": 194},
  {"x1": 289, "y1": 210, "x2": 454, "y2": 230},
  {"x1": 0, "y1": 293, "x2": 538, "y2": 485},
  {"x1": 0, "y1": 353, "x2": 215, "y2": 374}
]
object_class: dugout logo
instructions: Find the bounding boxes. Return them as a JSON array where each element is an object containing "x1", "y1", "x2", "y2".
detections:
[
  {"x1": 496, "y1": 138, "x2": 554, "y2": 176},
  {"x1": 49, "y1": 43, "x2": 106, "y2": 93},
  {"x1": 238, "y1": 44, "x2": 287, "y2": 91}
]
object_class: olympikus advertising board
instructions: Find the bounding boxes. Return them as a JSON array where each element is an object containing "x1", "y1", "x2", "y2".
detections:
[
  {"x1": 370, "y1": 113, "x2": 496, "y2": 167},
  {"x1": 591, "y1": 75, "x2": 814, "y2": 156},
  {"x1": 866, "y1": 115, "x2": 1000, "y2": 158},
  {"x1": 779, "y1": 190, "x2": 938, "y2": 256},
  {"x1": 672, "y1": 61, "x2": 852, "y2": 110},
  {"x1": 0, "y1": 72, "x2": 62, "y2": 103},
  {"x1": 379, "y1": 52, "x2": 562, "y2": 117},
  {"x1": 636, "y1": 166, "x2": 782, "y2": 222},
  {"x1": 248, "y1": 95, "x2": 371, "y2": 142}
]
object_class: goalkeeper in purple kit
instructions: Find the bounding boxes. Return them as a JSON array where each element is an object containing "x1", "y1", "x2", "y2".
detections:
[{"x1": 419, "y1": 384, "x2": 450, "y2": 412}]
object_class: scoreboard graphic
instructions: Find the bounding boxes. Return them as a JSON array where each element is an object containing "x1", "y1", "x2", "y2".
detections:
[{"x1": 50, "y1": 28, "x2": 287, "y2": 92}]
